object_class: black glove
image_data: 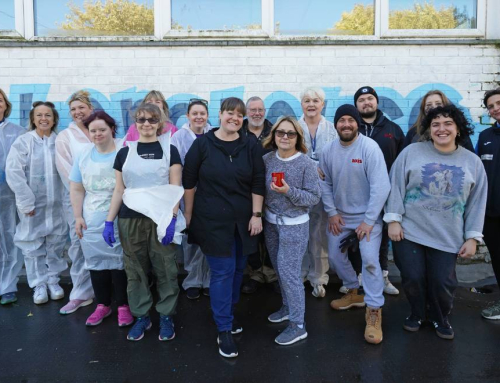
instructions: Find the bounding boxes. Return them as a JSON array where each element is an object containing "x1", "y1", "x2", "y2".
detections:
[{"x1": 339, "y1": 233, "x2": 359, "y2": 254}]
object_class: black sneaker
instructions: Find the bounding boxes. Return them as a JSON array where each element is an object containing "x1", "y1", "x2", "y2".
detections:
[
  {"x1": 217, "y1": 331, "x2": 238, "y2": 358},
  {"x1": 186, "y1": 287, "x2": 201, "y2": 300},
  {"x1": 241, "y1": 279, "x2": 262, "y2": 294},
  {"x1": 231, "y1": 319, "x2": 243, "y2": 335},
  {"x1": 202, "y1": 288, "x2": 210, "y2": 297},
  {"x1": 433, "y1": 320, "x2": 454, "y2": 340},
  {"x1": 403, "y1": 314, "x2": 422, "y2": 332}
]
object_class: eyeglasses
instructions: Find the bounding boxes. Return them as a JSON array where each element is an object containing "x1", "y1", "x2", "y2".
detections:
[
  {"x1": 136, "y1": 118, "x2": 159, "y2": 124},
  {"x1": 189, "y1": 98, "x2": 209, "y2": 106},
  {"x1": 248, "y1": 108, "x2": 265, "y2": 114},
  {"x1": 275, "y1": 130, "x2": 298, "y2": 139}
]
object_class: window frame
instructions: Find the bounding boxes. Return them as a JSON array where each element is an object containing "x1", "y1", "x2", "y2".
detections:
[{"x1": 0, "y1": 0, "x2": 25, "y2": 37}]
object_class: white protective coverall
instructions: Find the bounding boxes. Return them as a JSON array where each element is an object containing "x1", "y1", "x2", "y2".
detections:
[
  {"x1": 6, "y1": 130, "x2": 68, "y2": 288},
  {"x1": 55, "y1": 122, "x2": 94, "y2": 300},
  {"x1": 298, "y1": 115, "x2": 338, "y2": 287},
  {"x1": 171, "y1": 123, "x2": 212, "y2": 290},
  {"x1": 0, "y1": 120, "x2": 26, "y2": 295},
  {"x1": 75, "y1": 143, "x2": 123, "y2": 270}
]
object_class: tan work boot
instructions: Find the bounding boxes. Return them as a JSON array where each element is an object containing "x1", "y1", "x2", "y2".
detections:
[
  {"x1": 365, "y1": 307, "x2": 383, "y2": 344},
  {"x1": 330, "y1": 288, "x2": 365, "y2": 310}
]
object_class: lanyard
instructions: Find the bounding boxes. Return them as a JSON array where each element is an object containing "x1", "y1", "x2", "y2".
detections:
[{"x1": 310, "y1": 133, "x2": 317, "y2": 153}]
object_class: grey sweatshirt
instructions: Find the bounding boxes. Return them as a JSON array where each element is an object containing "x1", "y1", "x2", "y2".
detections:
[
  {"x1": 319, "y1": 134, "x2": 390, "y2": 225},
  {"x1": 263, "y1": 151, "x2": 321, "y2": 218},
  {"x1": 384, "y1": 141, "x2": 488, "y2": 254}
]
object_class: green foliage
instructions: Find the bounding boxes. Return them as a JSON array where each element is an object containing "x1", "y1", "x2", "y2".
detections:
[{"x1": 331, "y1": 4, "x2": 374, "y2": 35}]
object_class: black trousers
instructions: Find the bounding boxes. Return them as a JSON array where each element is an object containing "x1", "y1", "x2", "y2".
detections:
[
  {"x1": 348, "y1": 222, "x2": 389, "y2": 274},
  {"x1": 393, "y1": 239, "x2": 457, "y2": 325},
  {"x1": 483, "y1": 215, "x2": 500, "y2": 288},
  {"x1": 89, "y1": 269, "x2": 128, "y2": 307}
]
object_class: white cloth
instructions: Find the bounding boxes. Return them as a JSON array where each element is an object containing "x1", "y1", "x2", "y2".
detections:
[
  {"x1": 0, "y1": 120, "x2": 26, "y2": 294},
  {"x1": 122, "y1": 135, "x2": 185, "y2": 244},
  {"x1": 77, "y1": 143, "x2": 124, "y2": 270},
  {"x1": 171, "y1": 122, "x2": 212, "y2": 164},
  {"x1": 298, "y1": 115, "x2": 337, "y2": 161}
]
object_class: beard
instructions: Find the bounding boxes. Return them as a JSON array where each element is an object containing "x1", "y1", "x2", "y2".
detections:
[
  {"x1": 338, "y1": 130, "x2": 358, "y2": 143},
  {"x1": 359, "y1": 110, "x2": 376, "y2": 119}
]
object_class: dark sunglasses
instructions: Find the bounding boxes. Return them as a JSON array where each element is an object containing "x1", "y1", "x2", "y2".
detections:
[
  {"x1": 136, "y1": 118, "x2": 159, "y2": 124},
  {"x1": 275, "y1": 130, "x2": 298, "y2": 139},
  {"x1": 189, "y1": 98, "x2": 209, "y2": 106}
]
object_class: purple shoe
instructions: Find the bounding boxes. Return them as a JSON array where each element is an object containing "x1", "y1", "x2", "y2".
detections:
[
  {"x1": 59, "y1": 298, "x2": 94, "y2": 315},
  {"x1": 118, "y1": 305, "x2": 134, "y2": 327},
  {"x1": 86, "y1": 304, "x2": 112, "y2": 326}
]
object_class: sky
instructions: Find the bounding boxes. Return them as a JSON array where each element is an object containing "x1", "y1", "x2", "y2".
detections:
[{"x1": 0, "y1": 0, "x2": 477, "y2": 35}]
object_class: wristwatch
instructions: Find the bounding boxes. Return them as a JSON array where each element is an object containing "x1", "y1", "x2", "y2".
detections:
[{"x1": 252, "y1": 212, "x2": 262, "y2": 218}]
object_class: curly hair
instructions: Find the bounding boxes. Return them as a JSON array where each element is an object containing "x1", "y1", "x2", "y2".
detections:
[{"x1": 420, "y1": 104, "x2": 474, "y2": 146}]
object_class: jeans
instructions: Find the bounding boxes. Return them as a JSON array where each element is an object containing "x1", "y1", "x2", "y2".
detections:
[
  {"x1": 206, "y1": 233, "x2": 247, "y2": 332},
  {"x1": 393, "y1": 238, "x2": 457, "y2": 325}
]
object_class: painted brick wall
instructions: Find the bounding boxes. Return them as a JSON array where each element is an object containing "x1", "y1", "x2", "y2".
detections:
[{"x1": 1, "y1": 44, "x2": 499, "y2": 140}]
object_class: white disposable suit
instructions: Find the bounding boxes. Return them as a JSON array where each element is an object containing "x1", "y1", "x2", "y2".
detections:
[
  {"x1": 0, "y1": 120, "x2": 26, "y2": 295},
  {"x1": 6, "y1": 130, "x2": 68, "y2": 288},
  {"x1": 55, "y1": 122, "x2": 94, "y2": 300}
]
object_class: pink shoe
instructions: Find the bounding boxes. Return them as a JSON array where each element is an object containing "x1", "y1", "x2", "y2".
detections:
[
  {"x1": 60, "y1": 298, "x2": 94, "y2": 315},
  {"x1": 86, "y1": 304, "x2": 112, "y2": 326},
  {"x1": 118, "y1": 305, "x2": 134, "y2": 327}
]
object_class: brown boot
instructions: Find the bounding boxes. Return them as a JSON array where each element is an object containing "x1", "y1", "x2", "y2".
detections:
[
  {"x1": 365, "y1": 307, "x2": 383, "y2": 344},
  {"x1": 330, "y1": 288, "x2": 365, "y2": 310}
]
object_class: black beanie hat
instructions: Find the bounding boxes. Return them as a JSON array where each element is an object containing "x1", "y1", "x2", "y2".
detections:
[
  {"x1": 354, "y1": 86, "x2": 379, "y2": 104},
  {"x1": 334, "y1": 104, "x2": 362, "y2": 128}
]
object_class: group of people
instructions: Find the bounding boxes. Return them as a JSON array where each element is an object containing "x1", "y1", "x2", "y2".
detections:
[{"x1": 0, "y1": 84, "x2": 499, "y2": 359}]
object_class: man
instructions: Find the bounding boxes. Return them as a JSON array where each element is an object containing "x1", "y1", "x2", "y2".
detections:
[
  {"x1": 240, "y1": 96, "x2": 279, "y2": 294},
  {"x1": 343, "y1": 86, "x2": 404, "y2": 296},
  {"x1": 478, "y1": 88, "x2": 500, "y2": 320},
  {"x1": 320, "y1": 104, "x2": 390, "y2": 344}
]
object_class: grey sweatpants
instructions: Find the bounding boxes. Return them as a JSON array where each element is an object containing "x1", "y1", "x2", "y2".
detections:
[
  {"x1": 327, "y1": 214, "x2": 385, "y2": 308},
  {"x1": 264, "y1": 220, "x2": 309, "y2": 324}
]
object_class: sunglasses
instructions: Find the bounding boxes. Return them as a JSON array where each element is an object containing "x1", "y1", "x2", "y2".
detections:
[
  {"x1": 136, "y1": 118, "x2": 159, "y2": 124},
  {"x1": 189, "y1": 98, "x2": 209, "y2": 106},
  {"x1": 275, "y1": 130, "x2": 298, "y2": 139}
]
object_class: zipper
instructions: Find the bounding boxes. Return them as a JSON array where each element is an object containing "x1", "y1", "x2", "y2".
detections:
[{"x1": 229, "y1": 155, "x2": 232, "y2": 162}]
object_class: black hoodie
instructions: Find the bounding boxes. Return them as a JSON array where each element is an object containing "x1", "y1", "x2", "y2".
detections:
[{"x1": 476, "y1": 123, "x2": 500, "y2": 217}]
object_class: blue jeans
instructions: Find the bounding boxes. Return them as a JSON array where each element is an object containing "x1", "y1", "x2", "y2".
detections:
[{"x1": 205, "y1": 233, "x2": 247, "y2": 332}]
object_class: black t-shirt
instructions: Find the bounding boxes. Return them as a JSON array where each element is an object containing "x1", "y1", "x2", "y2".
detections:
[{"x1": 113, "y1": 141, "x2": 182, "y2": 218}]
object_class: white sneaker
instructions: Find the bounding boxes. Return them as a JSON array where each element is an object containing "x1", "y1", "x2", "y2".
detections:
[
  {"x1": 47, "y1": 283, "x2": 65, "y2": 300},
  {"x1": 312, "y1": 283, "x2": 326, "y2": 298},
  {"x1": 383, "y1": 270, "x2": 399, "y2": 295},
  {"x1": 339, "y1": 285, "x2": 349, "y2": 294},
  {"x1": 33, "y1": 285, "x2": 49, "y2": 304}
]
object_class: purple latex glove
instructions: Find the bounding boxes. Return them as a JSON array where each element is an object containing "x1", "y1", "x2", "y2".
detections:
[
  {"x1": 102, "y1": 221, "x2": 116, "y2": 247},
  {"x1": 162, "y1": 217, "x2": 177, "y2": 246}
]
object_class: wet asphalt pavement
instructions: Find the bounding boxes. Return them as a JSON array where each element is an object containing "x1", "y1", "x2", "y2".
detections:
[{"x1": 1, "y1": 278, "x2": 500, "y2": 383}]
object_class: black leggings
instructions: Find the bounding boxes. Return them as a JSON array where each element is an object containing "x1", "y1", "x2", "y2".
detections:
[
  {"x1": 483, "y1": 216, "x2": 500, "y2": 288},
  {"x1": 89, "y1": 269, "x2": 128, "y2": 307}
]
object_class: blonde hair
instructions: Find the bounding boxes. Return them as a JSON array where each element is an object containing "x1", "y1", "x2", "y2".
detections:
[
  {"x1": 143, "y1": 90, "x2": 170, "y2": 121},
  {"x1": 0, "y1": 88, "x2": 12, "y2": 118},
  {"x1": 68, "y1": 90, "x2": 93, "y2": 109},
  {"x1": 300, "y1": 87, "x2": 326, "y2": 102},
  {"x1": 262, "y1": 116, "x2": 307, "y2": 154}
]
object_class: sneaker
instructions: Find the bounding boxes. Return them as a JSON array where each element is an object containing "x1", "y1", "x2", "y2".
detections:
[
  {"x1": 127, "y1": 316, "x2": 152, "y2": 341},
  {"x1": 365, "y1": 307, "x2": 383, "y2": 344},
  {"x1": 433, "y1": 320, "x2": 454, "y2": 340},
  {"x1": 403, "y1": 314, "x2": 422, "y2": 332},
  {"x1": 33, "y1": 285, "x2": 48, "y2": 305},
  {"x1": 47, "y1": 283, "x2": 65, "y2": 300},
  {"x1": 231, "y1": 319, "x2": 243, "y2": 335},
  {"x1": 275, "y1": 322, "x2": 308, "y2": 346},
  {"x1": 202, "y1": 288, "x2": 210, "y2": 297},
  {"x1": 339, "y1": 285, "x2": 348, "y2": 294},
  {"x1": 86, "y1": 304, "x2": 112, "y2": 326},
  {"x1": 118, "y1": 305, "x2": 134, "y2": 327},
  {"x1": 241, "y1": 279, "x2": 262, "y2": 294},
  {"x1": 217, "y1": 331, "x2": 238, "y2": 358},
  {"x1": 159, "y1": 315, "x2": 175, "y2": 341},
  {"x1": 1, "y1": 292, "x2": 17, "y2": 305},
  {"x1": 312, "y1": 283, "x2": 326, "y2": 298},
  {"x1": 330, "y1": 288, "x2": 365, "y2": 310},
  {"x1": 186, "y1": 287, "x2": 201, "y2": 300},
  {"x1": 481, "y1": 301, "x2": 500, "y2": 320},
  {"x1": 268, "y1": 306, "x2": 289, "y2": 323},
  {"x1": 59, "y1": 298, "x2": 94, "y2": 315},
  {"x1": 383, "y1": 270, "x2": 399, "y2": 295}
]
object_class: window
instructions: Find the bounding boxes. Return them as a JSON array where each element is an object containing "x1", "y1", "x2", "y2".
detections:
[
  {"x1": 33, "y1": 0, "x2": 155, "y2": 37},
  {"x1": 274, "y1": 0, "x2": 375, "y2": 36},
  {"x1": 0, "y1": 0, "x2": 16, "y2": 31}
]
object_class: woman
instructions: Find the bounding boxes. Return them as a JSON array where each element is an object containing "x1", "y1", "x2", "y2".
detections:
[
  {"x1": 105, "y1": 103, "x2": 183, "y2": 342},
  {"x1": 0, "y1": 88, "x2": 26, "y2": 305},
  {"x1": 404, "y1": 90, "x2": 474, "y2": 151},
  {"x1": 261, "y1": 116, "x2": 321, "y2": 346},
  {"x1": 6, "y1": 102, "x2": 68, "y2": 304},
  {"x1": 171, "y1": 99, "x2": 212, "y2": 300},
  {"x1": 70, "y1": 111, "x2": 133, "y2": 327},
  {"x1": 124, "y1": 90, "x2": 177, "y2": 145},
  {"x1": 183, "y1": 97, "x2": 265, "y2": 358},
  {"x1": 298, "y1": 87, "x2": 337, "y2": 298},
  {"x1": 55, "y1": 90, "x2": 95, "y2": 315},
  {"x1": 384, "y1": 104, "x2": 487, "y2": 340}
]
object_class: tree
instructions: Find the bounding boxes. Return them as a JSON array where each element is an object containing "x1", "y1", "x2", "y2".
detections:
[
  {"x1": 59, "y1": 0, "x2": 154, "y2": 35},
  {"x1": 330, "y1": 4, "x2": 375, "y2": 35}
]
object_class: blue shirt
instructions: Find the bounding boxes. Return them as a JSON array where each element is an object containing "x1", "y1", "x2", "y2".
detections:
[{"x1": 69, "y1": 147, "x2": 117, "y2": 183}]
